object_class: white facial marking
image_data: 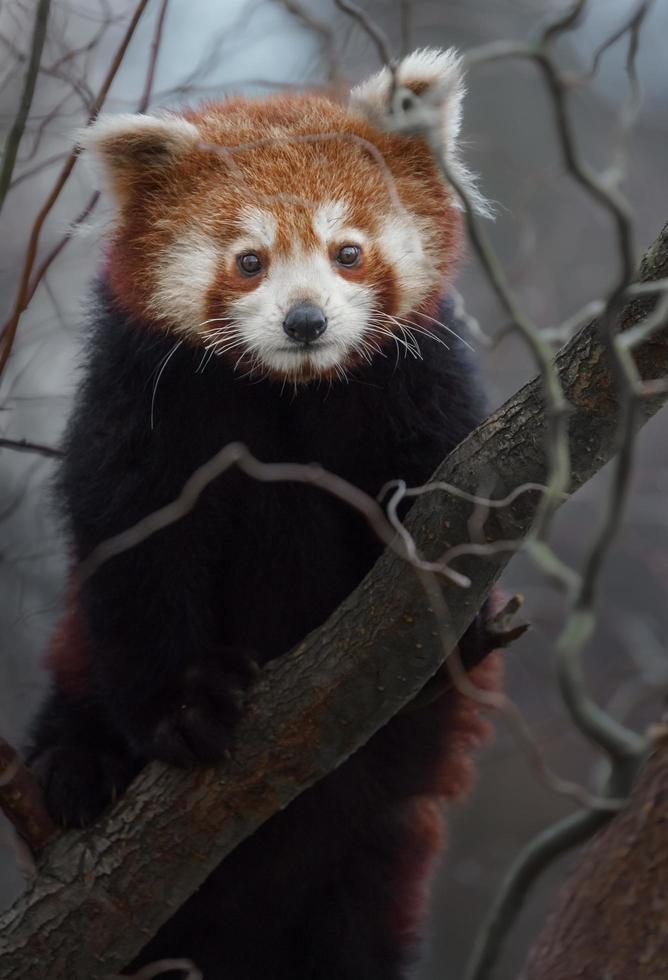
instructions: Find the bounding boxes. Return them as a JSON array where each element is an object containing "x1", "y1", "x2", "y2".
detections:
[
  {"x1": 150, "y1": 205, "x2": 444, "y2": 380},
  {"x1": 312, "y1": 200, "x2": 368, "y2": 262},
  {"x1": 226, "y1": 247, "x2": 375, "y2": 378},
  {"x1": 377, "y1": 212, "x2": 440, "y2": 315},
  {"x1": 235, "y1": 206, "x2": 278, "y2": 250},
  {"x1": 312, "y1": 200, "x2": 349, "y2": 242},
  {"x1": 150, "y1": 231, "x2": 221, "y2": 332}
]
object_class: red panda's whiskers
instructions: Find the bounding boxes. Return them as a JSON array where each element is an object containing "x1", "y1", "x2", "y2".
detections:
[
  {"x1": 366, "y1": 320, "x2": 419, "y2": 361},
  {"x1": 333, "y1": 363, "x2": 350, "y2": 385},
  {"x1": 372, "y1": 311, "x2": 455, "y2": 356},
  {"x1": 206, "y1": 337, "x2": 246, "y2": 357},
  {"x1": 352, "y1": 341, "x2": 374, "y2": 367},
  {"x1": 365, "y1": 323, "x2": 404, "y2": 362},
  {"x1": 150, "y1": 339, "x2": 184, "y2": 431},
  {"x1": 198, "y1": 316, "x2": 234, "y2": 328},
  {"x1": 363, "y1": 338, "x2": 385, "y2": 357},
  {"x1": 365, "y1": 324, "x2": 407, "y2": 370},
  {"x1": 204, "y1": 325, "x2": 248, "y2": 361},
  {"x1": 233, "y1": 345, "x2": 264, "y2": 375},
  {"x1": 357, "y1": 336, "x2": 386, "y2": 360},
  {"x1": 243, "y1": 361, "x2": 272, "y2": 386},
  {"x1": 196, "y1": 347, "x2": 216, "y2": 374},
  {"x1": 410, "y1": 309, "x2": 474, "y2": 352},
  {"x1": 398, "y1": 321, "x2": 450, "y2": 354},
  {"x1": 398, "y1": 324, "x2": 423, "y2": 360},
  {"x1": 203, "y1": 323, "x2": 244, "y2": 343}
]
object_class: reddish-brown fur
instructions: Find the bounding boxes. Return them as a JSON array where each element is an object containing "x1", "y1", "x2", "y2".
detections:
[
  {"x1": 103, "y1": 94, "x2": 461, "y2": 335},
  {"x1": 388, "y1": 653, "x2": 501, "y2": 947},
  {"x1": 46, "y1": 589, "x2": 90, "y2": 695}
]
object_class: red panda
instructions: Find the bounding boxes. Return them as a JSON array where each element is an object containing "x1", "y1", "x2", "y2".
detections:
[{"x1": 29, "y1": 49, "x2": 501, "y2": 979}]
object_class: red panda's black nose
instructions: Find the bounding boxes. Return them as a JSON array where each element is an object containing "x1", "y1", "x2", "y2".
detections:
[{"x1": 283, "y1": 302, "x2": 328, "y2": 344}]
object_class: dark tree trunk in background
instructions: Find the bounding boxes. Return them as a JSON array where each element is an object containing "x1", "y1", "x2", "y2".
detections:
[{"x1": 523, "y1": 735, "x2": 668, "y2": 980}]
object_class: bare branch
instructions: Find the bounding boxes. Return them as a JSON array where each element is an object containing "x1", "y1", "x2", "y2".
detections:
[
  {"x1": 0, "y1": 0, "x2": 152, "y2": 378},
  {"x1": 0, "y1": 0, "x2": 51, "y2": 212},
  {"x1": 107, "y1": 959, "x2": 202, "y2": 980},
  {"x1": 333, "y1": 0, "x2": 394, "y2": 67},
  {"x1": 138, "y1": 0, "x2": 170, "y2": 112},
  {"x1": 278, "y1": 0, "x2": 340, "y2": 85},
  {"x1": 464, "y1": 805, "x2": 618, "y2": 980},
  {"x1": 21, "y1": 190, "x2": 101, "y2": 312},
  {"x1": 0, "y1": 437, "x2": 63, "y2": 458},
  {"x1": 398, "y1": 0, "x2": 412, "y2": 57},
  {"x1": 579, "y1": 0, "x2": 654, "y2": 85},
  {"x1": 537, "y1": 0, "x2": 587, "y2": 46},
  {"x1": 0, "y1": 737, "x2": 56, "y2": 854},
  {"x1": 8, "y1": 150, "x2": 69, "y2": 190}
]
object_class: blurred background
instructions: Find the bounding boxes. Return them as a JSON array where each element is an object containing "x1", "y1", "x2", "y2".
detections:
[{"x1": 0, "y1": 1, "x2": 666, "y2": 977}]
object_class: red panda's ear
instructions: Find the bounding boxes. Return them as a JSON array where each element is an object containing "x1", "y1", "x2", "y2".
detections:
[
  {"x1": 350, "y1": 48, "x2": 492, "y2": 217},
  {"x1": 350, "y1": 48, "x2": 465, "y2": 150},
  {"x1": 79, "y1": 113, "x2": 201, "y2": 204}
]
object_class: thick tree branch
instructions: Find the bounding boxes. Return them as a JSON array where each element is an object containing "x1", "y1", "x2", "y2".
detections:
[{"x1": 0, "y1": 221, "x2": 666, "y2": 980}]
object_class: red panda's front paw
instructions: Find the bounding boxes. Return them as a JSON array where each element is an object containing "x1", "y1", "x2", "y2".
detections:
[
  {"x1": 143, "y1": 652, "x2": 260, "y2": 769},
  {"x1": 31, "y1": 742, "x2": 139, "y2": 828}
]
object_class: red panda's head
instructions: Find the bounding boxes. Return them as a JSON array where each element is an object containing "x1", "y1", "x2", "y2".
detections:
[{"x1": 83, "y1": 49, "x2": 487, "y2": 382}]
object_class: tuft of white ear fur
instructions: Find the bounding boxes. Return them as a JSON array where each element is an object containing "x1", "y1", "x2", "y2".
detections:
[
  {"x1": 351, "y1": 49, "x2": 465, "y2": 144},
  {"x1": 350, "y1": 48, "x2": 493, "y2": 218},
  {"x1": 79, "y1": 113, "x2": 201, "y2": 199}
]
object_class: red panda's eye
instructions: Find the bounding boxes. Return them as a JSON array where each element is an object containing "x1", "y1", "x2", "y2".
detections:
[
  {"x1": 335, "y1": 245, "x2": 362, "y2": 268},
  {"x1": 238, "y1": 252, "x2": 262, "y2": 276}
]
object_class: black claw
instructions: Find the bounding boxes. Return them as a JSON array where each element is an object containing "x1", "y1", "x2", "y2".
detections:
[{"x1": 142, "y1": 652, "x2": 258, "y2": 768}]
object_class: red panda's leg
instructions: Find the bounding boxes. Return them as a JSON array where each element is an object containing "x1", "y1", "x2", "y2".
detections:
[
  {"x1": 125, "y1": 806, "x2": 438, "y2": 980},
  {"x1": 280, "y1": 649, "x2": 502, "y2": 980},
  {"x1": 29, "y1": 581, "x2": 259, "y2": 827},
  {"x1": 71, "y1": 516, "x2": 261, "y2": 773},
  {"x1": 27, "y1": 595, "x2": 141, "y2": 827},
  {"x1": 268, "y1": 800, "x2": 443, "y2": 980},
  {"x1": 28, "y1": 687, "x2": 141, "y2": 828}
]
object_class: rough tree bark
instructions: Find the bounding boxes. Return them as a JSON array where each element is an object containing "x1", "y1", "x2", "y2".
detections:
[
  {"x1": 523, "y1": 732, "x2": 668, "y2": 980},
  {"x1": 0, "y1": 222, "x2": 667, "y2": 979}
]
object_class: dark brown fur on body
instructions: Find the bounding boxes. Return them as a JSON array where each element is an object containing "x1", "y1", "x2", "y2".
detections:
[{"x1": 30, "y1": 285, "x2": 498, "y2": 978}]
